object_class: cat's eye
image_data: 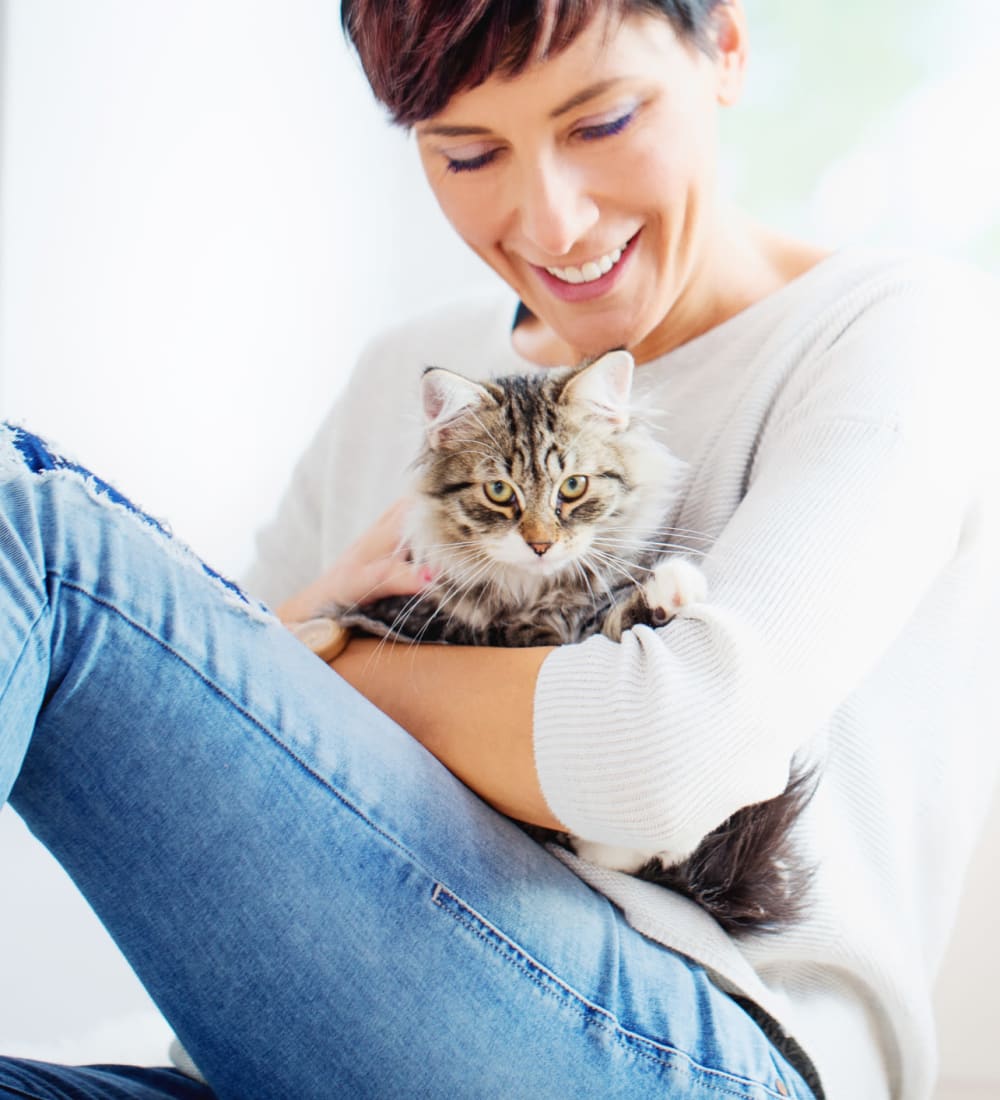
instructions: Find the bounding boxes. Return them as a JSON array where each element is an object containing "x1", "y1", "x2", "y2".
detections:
[
  {"x1": 559, "y1": 475, "x2": 589, "y2": 501},
  {"x1": 484, "y1": 480, "x2": 516, "y2": 505}
]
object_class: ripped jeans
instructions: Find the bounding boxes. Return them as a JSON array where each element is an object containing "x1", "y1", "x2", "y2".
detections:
[{"x1": 0, "y1": 425, "x2": 820, "y2": 1100}]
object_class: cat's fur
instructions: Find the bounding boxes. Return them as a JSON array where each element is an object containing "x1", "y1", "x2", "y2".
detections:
[{"x1": 334, "y1": 350, "x2": 814, "y2": 933}]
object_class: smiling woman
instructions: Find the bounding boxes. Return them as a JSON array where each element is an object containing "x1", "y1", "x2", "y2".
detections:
[
  {"x1": 342, "y1": 1, "x2": 825, "y2": 365},
  {"x1": 1, "y1": 2, "x2": 999, "y2": 1100},
  {"x1": 409, "y1": 5, "x2": 788, "y2": 365}
]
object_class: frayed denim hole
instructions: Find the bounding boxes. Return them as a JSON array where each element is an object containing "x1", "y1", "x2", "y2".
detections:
[{"x1": 2, "y1": 422, "x2": 271, "y2": 622}]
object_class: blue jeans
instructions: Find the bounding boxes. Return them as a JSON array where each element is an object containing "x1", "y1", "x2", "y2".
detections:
[{"x1": 0, "y1": 425, "x2": 820, "y2": 1100}]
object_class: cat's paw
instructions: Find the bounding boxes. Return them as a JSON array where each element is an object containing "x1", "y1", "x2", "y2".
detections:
[{"x1": 644, "y1": 558, "x2": 707, "y2": 626}]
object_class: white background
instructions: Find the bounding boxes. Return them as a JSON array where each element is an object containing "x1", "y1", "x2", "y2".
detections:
[{"x1": 0, "y1": 2, "x2": 997, "y2": 1095}]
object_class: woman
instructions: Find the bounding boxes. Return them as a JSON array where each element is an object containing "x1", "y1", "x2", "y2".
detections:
[{"x1": 1, "y1": 2, "x2": 997, "y2": 1097}]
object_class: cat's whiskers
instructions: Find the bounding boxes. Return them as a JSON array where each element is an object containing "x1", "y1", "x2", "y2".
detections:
[
  {"x1": 342, "y1": 541, "x2": 485, "y2": 617},
  {"x1": 569, "y1": 558, "x2": 601, "y2": 617},
  {"x1": 600, "y1": 522, "x2": 715, "y2": 546},
  {"x1": 594, "y1": 520, "x2": 711, "y2": 548},
  {"x1": 582, "y1": 546, "x2": 649, "y2": 589},
  {"x1": 379, "y1": 587, "x2": 442, "y2": 644},
  {"x1": 414, "y1": 539, "x2": 486, "y2": 556},
  {"x1": 455, "y1": 563, "x2": 497, "y2": 633},
  {"x1": 592, "y1": 535, "x2": 709, "y2": 560},
  {"x1": 462, "y1": 411, "x2": 505, "y2": 455},
  {"x1": 436, "y1": 554, "x2": 502, "y2": 601},
  {"x1": 423, "y1": 430, "x2": 500, "y2": 463},
  {"x1": 363, "y1": 581, "x2": 461, "y2": 659},
  {"x1": 440, "y1": 446, "x2": 498, "y2": 465},
  {"x1": 421, "y1": 549, "x2": 498, "y2": 606},
  {"x1": 417, "y1": 558, "x2": 500, "y2": 639},
  {"x1": 660, "y1": 526, "x2": 715, "y2": 544},
  {"x1": 578, "y1": 551, "x2": 625, "y2": 609},
  {"x1": 464, "y1": 556, "x2": 517, "y2": 606}
]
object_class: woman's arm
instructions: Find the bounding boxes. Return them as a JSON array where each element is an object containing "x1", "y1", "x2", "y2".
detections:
[{"x1": 331, "y1": 638, "x2": 564, "y2": 830}]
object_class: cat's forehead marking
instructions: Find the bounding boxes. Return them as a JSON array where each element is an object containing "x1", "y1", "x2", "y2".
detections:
[{"x1": 544, "y1": 444, "x2": 564, "y2": 480}]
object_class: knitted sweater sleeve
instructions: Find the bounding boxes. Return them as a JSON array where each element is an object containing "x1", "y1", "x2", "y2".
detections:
[{"x1": 532, "y1": 276, "x2": 990, "y2": 854}]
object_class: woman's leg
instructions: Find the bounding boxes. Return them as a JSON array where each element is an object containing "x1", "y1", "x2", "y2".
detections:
[
  {"x1": 0, "y1": 425, "x2": 817, "y2": 1100},
  {"x1": 0, "y1": 1060, "x2": 214, "y2": 1099}
]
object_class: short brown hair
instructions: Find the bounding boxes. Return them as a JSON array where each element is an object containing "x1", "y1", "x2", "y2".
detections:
[{"x1": 340, "y1": 1, "x2": 724, "y2": 127}]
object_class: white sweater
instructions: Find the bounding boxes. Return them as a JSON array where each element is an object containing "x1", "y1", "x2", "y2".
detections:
[{"x1": 244, "y1": 250, "x2": 1000, "y2": 1100}]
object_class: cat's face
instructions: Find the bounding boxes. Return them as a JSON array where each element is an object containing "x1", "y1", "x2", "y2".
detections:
[
  {"x1": 409, "y1": 351, "x2": 679, "y2": 591},
  {"x1": 427, "y1": 422, "x2": 633, "y2": 579}
]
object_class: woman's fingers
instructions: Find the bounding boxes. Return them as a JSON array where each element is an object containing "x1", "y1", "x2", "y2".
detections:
[
  {"x1": 277, "y1": 497, "x2": 430, "y2": 621},
  {"x1": 362, "y1": 556, "x2": 433, "y2": 602}
]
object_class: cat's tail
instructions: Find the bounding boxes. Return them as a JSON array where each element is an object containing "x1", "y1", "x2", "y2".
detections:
[{"x1": 641, "y1": 765, "x2": 820, "y2": 935}]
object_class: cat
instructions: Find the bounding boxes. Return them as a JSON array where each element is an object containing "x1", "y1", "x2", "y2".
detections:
[{"x1": 332, "y1": 349, "x2": 814, "y2": 934}]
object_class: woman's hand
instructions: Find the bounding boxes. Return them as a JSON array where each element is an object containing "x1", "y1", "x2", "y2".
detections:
[{"x1": 276, "y1": 498, "x2": 430, "y2": 625}]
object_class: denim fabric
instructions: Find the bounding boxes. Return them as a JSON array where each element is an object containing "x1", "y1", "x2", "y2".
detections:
[
  {"x1": 0, "y1": 424, "x2": 819, "y2": 1100},
  {"x1": 0, "y1": 1060, "x2": 214, "y2": 1099}
]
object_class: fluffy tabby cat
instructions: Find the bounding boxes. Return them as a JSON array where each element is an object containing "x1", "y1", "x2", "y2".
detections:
[{"x1": 334, "y1": 350, "x2": 814, "y2": 933}]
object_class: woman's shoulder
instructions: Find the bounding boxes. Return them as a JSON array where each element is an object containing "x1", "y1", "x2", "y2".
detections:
[
  {"x1": 652, "y1": 247, "x2": 997, "y2": 387},
  {"x1": 784, "y1": 246, "x2": 999, "y2": 328},
  {"x1": 718, "y1": 245, "x2": 1000, "y2": 391},
  {"x1": 809, "y1": 247, "x2": 1000, "y2": 372},
  {"x1": 754, "y1": 248, "x2": 1000, "y2": 450}
]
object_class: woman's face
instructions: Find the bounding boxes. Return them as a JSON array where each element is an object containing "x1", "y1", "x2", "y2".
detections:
[{"x1": 415, "y1": 8, "x2": 745, "y2": 363}]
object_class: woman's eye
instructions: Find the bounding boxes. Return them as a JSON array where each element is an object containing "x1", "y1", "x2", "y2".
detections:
[
  {"x1": 446, "y1": 149, "x2": 501, "y2": 174},
  {"x1": 577, "y1": 108, "x2": 636, "y2": 143},
  {"x1": 484, "y1": 480, "x2": 515, "y2": 504},
  {"x1": 559, "y1": 475, "x2": 589, "y2": 501}
]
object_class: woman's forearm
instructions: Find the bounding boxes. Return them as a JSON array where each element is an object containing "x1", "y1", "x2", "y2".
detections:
[{"x1": 330, "y1": 637, "x2": 565, "y2": 831}]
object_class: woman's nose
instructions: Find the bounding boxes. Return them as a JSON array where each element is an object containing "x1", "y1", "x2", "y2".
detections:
[{"x1": 514, "y1": 157, "x2": 599, "y2": 259}]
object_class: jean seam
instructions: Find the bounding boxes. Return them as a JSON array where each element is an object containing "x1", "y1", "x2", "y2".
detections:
[
  {"x1": 0, "y1": 600, "x2": 49, "y2": 711},
  {"x1": 56, "y1": 578, "x2": 443, "y2": 884},
  {"x1": 432, "y1": 882, "x2": 791, "y2": 1099}
]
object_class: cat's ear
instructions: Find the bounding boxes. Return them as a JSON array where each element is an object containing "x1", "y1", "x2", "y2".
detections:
[
  {"x1": 421, "y1": 367, "x2": 497, "y2": 449},
  {"x1": 560, "y1": 349, "x2": 635, "y2": 426}
]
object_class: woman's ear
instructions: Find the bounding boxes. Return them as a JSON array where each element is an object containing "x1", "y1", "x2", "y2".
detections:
[{"x1": 710, "y1": 0, "x2": 749, "y2": 107}]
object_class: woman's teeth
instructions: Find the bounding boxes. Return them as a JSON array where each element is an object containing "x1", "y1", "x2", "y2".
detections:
[{"x1": 545, "y1": 243, "x2": 626, "y2": 285}]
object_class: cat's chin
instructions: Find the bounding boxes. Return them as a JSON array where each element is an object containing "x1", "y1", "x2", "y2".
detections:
[
  {"x1": 492, "y1": 558, "x2": 574, "y2": 598},
  {"x1": 509, "y1": 556, "x2": 571, "y2": 577}
]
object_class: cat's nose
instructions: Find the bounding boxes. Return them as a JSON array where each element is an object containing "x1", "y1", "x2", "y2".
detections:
[{"x1": 528, "y1": 541, "x2": 553, "y2": 557}]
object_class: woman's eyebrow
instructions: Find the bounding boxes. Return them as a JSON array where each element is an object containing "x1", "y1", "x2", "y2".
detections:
[
  {"x1": 418, "y1": 123, "x2": 494, "y2": 138},
  {"x1": 549, "y1": 77, "x2": 626, "y2": 118},
  {"x1": 417, "y1": 78, "x2": 628, "y2": 139}
]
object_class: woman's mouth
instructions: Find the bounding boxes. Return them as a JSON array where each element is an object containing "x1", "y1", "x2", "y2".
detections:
[{"x1": 533, "y1": 232, "x2": 639, "y2": 303}]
